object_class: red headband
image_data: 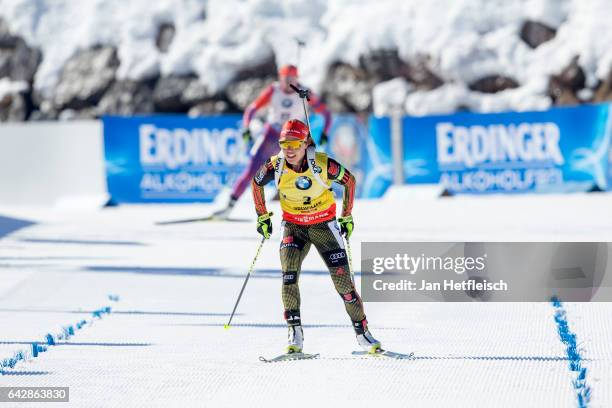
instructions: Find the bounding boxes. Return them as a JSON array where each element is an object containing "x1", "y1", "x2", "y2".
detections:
[{"x1": 280, "y1": 119, "x2": 309, "y2": 141}]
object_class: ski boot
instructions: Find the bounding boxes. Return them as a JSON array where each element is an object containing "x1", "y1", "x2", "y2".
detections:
[
  {"x1": 287, "y1": 325, "x2": 304, "y2": 354},
  {"x1": 353, "y1": 319, "x2": 382, "y2": 353}
]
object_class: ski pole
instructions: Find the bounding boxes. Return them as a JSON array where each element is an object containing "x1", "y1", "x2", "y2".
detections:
[
  {"x1": 289, "y1": 84, "x2": 313, "y2": 136},
  {"x1": 294, "y1": 37, "x2": 305, "y2": 69},
  {"x1": 224, "y1": 237, "x2": 266, "y2": 329},
  {"x1": 345, "y1": 238, "x2": 355, "y2": 283}
]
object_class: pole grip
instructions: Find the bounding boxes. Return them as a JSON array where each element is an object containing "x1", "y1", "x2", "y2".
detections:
[{"x1": 290, "y1": 84, "x2": 310, "y2": 101}]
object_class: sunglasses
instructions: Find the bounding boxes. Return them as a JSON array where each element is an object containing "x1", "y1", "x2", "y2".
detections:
[{"x1": 279, "y1": 140, "x2": 305, "y2": 149}]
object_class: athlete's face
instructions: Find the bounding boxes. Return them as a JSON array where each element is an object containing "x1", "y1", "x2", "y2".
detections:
[
  {"x1": 280, "y1": 74, "x2": 298, "y2": 93},
  {"x1": 281, "y1": 139, "x2": 307, "y2": 165}
]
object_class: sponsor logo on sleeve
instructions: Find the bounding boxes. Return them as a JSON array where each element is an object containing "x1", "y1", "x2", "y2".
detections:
[
  {"x1": 255, "y1": 168, "x2": 266, "y2": 184},
  {"x1": 328, "y1": 161, "x2": 340, "y2": 178}
]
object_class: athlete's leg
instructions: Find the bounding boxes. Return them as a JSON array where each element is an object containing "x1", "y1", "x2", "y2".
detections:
[
  {"x1": 280, "y1": 221, "x2": 311, "y2": 352},
  {"x1": 308, "y1": 220, "x2": 367, "y2": 328},
  {"x1": 309, "y1": 220, "x2": 381, "y2": 351},
  {"x1": 279, "y1": 221, "x2": 311, "y2": 326}
]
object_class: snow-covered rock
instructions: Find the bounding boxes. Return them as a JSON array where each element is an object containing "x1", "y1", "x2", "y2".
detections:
[
  {"x1": 52, "y1": 46, "x2": 119, "y2": 110},
  {"x1": 0, "y1": 0, "x2": 610, "y2": 120},
  {"x1": 519, "y1": 21, "x2": 557, "y2": 49},
  {"x1": 322, "y1": 62, "x2": 376, "y2": 112},
  {"x1": 98, "y1": 80, "x2": 155, "y2": 115},
  {"x1": 469, "y1": 75, "x2": 519, "y2": 93},
  {"x1": 0, "y1": 77, "x2": 28, "y2": 99},
  {"x1": 404, "y1": 84, "x2": 471, "y2": 116},
  {"x1": 225, "y1": 55, "x2": 277, "y2": 110},
  {"x1": 188, "y1": 99, "x2": 231, "y2": 116},
  {"x1": 0, "y1": 77, "x2": 29, "y2": 121},
  {"x1": 594, "y1": 68, "x2": 612, "y2": 103},
  {"x1": 155, "y1": 22, "x2": 175, "y2": 54},
  {"x1": 153, "y1": 75, "x2": 201, "y2": 113},
  {"x1": 372, "y1": 78, "x2": 412, "y2": 116}
]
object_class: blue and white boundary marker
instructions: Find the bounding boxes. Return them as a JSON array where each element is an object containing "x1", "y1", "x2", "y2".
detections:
[
  {"x1": 0, "y1": 295, "x2": 120, "y2": 374},
  {"x1": 551, "y1": 296, "x2": 591, "y2": 408}
]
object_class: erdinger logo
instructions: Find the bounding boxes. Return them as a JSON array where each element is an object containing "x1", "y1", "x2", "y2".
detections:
[
  {"x1": 436, "y1": 122, "x2": 564, "y2": 168},
  {"x1": 282, "y1": 99, "x2": 293, "y2": 108},
  {"x1": 139, "y1": 124, "x2": 246, "y2": 169},
  {"x1": 295, "y1": 176, "x2": 312, "y2": 190}
]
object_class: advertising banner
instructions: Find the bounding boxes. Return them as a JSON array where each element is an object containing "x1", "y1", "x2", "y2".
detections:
[
  {"x1": 103, "y1": 114, "x2": 370, "y2": 203},
  {"x1": 403, "y1": 104, "x2": 612, "y2": 194},
  {"x1": 317, "y1": 114, "x2": 369, "y2": 198},
  {"x1": 103, "y1": 115, "x2": 247, "y2": 203},
  {"x1": 362, "y1": 116, "x2": 393, "y2": 198}
]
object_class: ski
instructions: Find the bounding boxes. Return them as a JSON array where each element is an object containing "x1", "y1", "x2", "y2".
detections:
[
  {"x1": 155, "y1": 216, "x2": 251, "y2": 225},
  {"x1": 351, "y1": 349, "x2": 414, "y2": 359},
  {"x1": 259, "y1": 352, "x2": 320, "y2": 363}
]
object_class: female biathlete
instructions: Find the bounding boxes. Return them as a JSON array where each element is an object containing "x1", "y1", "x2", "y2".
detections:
[{"x1": 251, "y1": 119, "x2": 381, "y2": 354}]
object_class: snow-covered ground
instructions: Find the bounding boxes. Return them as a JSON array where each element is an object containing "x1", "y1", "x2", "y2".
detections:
[
  {"x1": 1, "y1": 0, "x2": 611, "y2": 113},
  {"x1": 1, "y1": 194, "x2": 612, "y2": 407}
]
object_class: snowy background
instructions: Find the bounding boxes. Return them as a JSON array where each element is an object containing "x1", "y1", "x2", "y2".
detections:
[{"x1": 0, "y1": 0, "x2": 611, "y2": 121}]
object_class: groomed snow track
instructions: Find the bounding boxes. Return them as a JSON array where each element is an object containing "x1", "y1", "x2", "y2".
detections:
[{"x1": 1, "y1": 194, "x2": 611, "y2": 407}]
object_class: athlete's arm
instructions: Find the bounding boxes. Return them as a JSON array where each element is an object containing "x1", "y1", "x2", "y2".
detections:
[
  {"x1": 243, "y1": 85, "x2": 274, "y2": 128},
  {"x1": 327, "y1": 158, "x2": 355, "y2": 217},
  {"x1": 307, "y1": 90, "x2": 332, "y2": 134},
  {"x1": 251, "y1": 158, "x2": 275, "y2": 216}
]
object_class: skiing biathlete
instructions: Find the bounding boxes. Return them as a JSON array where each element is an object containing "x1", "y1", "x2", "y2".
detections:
[
  {"x1": 251, "y1": 118, "x2": 381, "y2": 354},
  {"x1": 213, "y1": 64, "x2": 332, "y2": 218}
]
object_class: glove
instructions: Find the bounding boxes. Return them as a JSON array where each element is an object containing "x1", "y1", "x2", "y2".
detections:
[
  {"x1": 338, "y1": 215, "x2": 354, "y2": 239},
  {"x1": 256, "y1": 212, "x2": 273, "y2": 239},
  {"x1": 290, "y1": 84, "x2": 311, "y2": 100},
  {"x1": 242, "y1": 128, "x2": 252, "y2": 144},
  {"x1": 320, "y1": 131, "x2": 328, "y2": 146}
]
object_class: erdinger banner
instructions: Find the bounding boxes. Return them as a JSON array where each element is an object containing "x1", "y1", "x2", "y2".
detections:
[
  {"x1": 103, "y1": 115, "x2": 246, "y2": 203},
  {"x1": 361, "y1": 242, "x2": 612, "y2": 302},
  {"x1": 403, "y1": 103, "x2": 612, "y2": 194}
]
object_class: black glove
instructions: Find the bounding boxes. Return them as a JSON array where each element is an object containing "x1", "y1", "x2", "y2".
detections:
[
  {"x1": 320, "y1": 131, "x2": 328, "y2": 146},
  {"x1": 242, "y1": 129, "x2": 252, "y2": 144},
  {"x1": 256, "y1": 212, "x2": 273, "y2": 239},
  {"x1": 289, "y1": 84, "x2": 310, "y2": 101}
]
